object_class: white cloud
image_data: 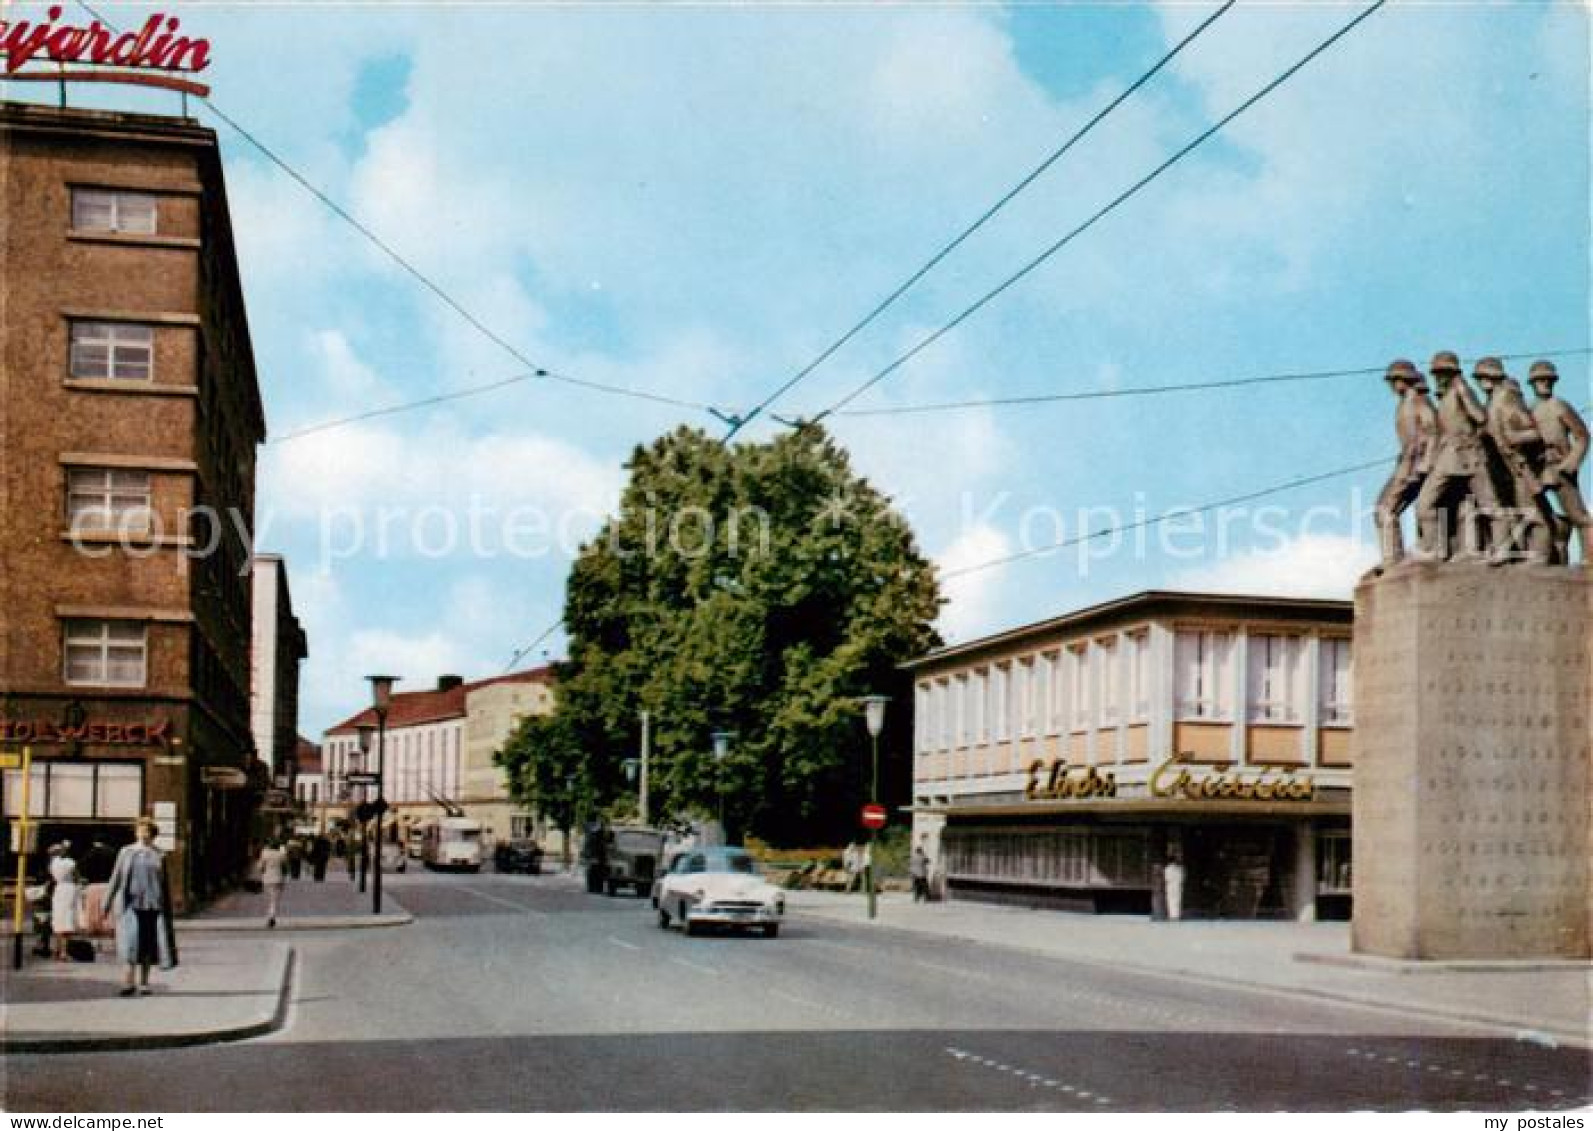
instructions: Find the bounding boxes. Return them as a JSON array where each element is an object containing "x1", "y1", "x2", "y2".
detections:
[
  {"x1": 1171, "y1": 533, "x2": 1375, "y2": 600},
  {"x1": 935, "y1": 523, "x2": 1015, "y2": 643}
]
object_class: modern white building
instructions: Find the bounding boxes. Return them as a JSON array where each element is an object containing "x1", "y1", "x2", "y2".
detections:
[{"x1": 905, "y1": 591, "x2": 1355, "y2": 920}]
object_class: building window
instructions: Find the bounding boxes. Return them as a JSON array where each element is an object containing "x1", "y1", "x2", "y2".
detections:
[
  {"x1": 1095, "y1": 638, "x2": 1120, "y2": 728},
  {"x1": 1317, "y1": 830, "x2": 1352, "y2": 892},
  {"x1": 1247, "y1": 634, "x2": 1305, "y2": 723},
  {"x1": 1068, "y1": 645, "x2": 1090, "y2": 731},
  {"x1": 63, "y1": 619, "x2": 147, "y2": 687},
  {"x1": 992, "y1": 663, "x2": 1010, "y2": 743},
  {"x1": 955, "y1": 675, "x2": 970, "y2": 748},
  {"x1": 69, "y1": 321, "x2": 154, "y2": 381},
  {"x1": 1319, "y1": 638, "x2": 1353, "y2": 725},
  {"x1": 1174, "y1": 630, "x2": 1234, "y2": 721},
  {"x1": 915, "y1": 682, "x2": 931, "y2": 754},
  {"x1": 65, "y1": 468, "x2": 152, "y2": 532},
  {"x1": 1128, "y1": 632, "x2": 1150, "y2": 723},
  {"x1": 971, "y1": 668, "x2": 989, "y2": 745},
  {"x1": 71, "y1": 188, "x2": 157, "y2": 234},
  {"x1": 3, "y1": 761, "x2": 143, "y2": 820},
  {"x1": 1016, "y1": 657, "x2": 1038, "y2": 739}
]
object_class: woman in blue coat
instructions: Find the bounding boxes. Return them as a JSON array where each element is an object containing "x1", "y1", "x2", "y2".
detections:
[{"x1": 104, "y1": 817, "x2": 178, "y2": 996}]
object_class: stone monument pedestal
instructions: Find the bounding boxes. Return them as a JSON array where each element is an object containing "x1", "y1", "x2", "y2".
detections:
[{"x1": 1352, "y1": 563, "x2": 1591, "y2": 960}]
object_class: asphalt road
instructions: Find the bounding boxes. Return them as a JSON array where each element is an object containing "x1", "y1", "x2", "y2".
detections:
[{"x1": 7, "y1": 870, "x2": 1590, "y2": 1112}]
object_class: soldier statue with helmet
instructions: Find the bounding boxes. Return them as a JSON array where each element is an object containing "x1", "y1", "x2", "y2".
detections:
[
  {"x1": 1473, "y1": 356, "x2": 1552, "y2": 565},
  {"x1": 1414, "y1": 350, "x2": 1500, "y2": 561},
  {"x1": 1527, "y1": 359, "x2": 1592, "y2": 563},
  {"x1": 1374, "y1": 358, "x2": 1438, "y2": 569}
]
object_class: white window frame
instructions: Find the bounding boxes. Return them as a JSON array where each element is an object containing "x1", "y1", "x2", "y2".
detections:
[
  {"x1": 69, "y1": 321, "x2": 155, "y2": 381},
  {"x1": 66, "y1": 467, "x2": 152, "y2": 533},
  {"x1": 1016, "y1": 656, "x2": 1038, "y2": 739},
  {"x1": 63, "y1": 619, "x2": 148, "y2": 688},
  {"x1": 1039, "y1": 651, "x2": 1059, "y2": 736},
  {"x1": 1068, "y1": 645, "x2": 1090, "y2": 732},
  {"x1": 71, "y1": 188, "x2": 158, "y2": 235},
  {"x1": 1319, "y1": 637, "x2": 1354, "y2": 726},
  {"x1": 954, "y1": 675, "x2": 971, "y2": 748},
  {"x1": 1248, "y1": 634, "x2": 1304, "y2": 723},
  {"x1": 1175, "y1": 629, "x2": 1234, "y2": 722},
  {"x1": 1128, "y1": 631, "x2": 1150, "y2": 723},
  {"x1": 992, "y1": 663, "x2": 1011, "y2": 742},
  {"x1": 1095, "y1": 638, "x2": 1120, "y2": 728}
]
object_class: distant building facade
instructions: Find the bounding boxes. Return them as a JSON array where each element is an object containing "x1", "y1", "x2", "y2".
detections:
[
  {"x1": 906, "y1": 591, "x2": 1354, "y2": 920},
  {"x1": 0, "y1": 103, "x2": 266, "y2": 908},
  {"x1": 249, "y1": 555, "x2": 307, "y2": 782},
  {"x1": 322, "y1": 668, "x2": 554, "y2": 844}
]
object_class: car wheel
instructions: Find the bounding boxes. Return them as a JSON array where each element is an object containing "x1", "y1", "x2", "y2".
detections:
[
  {"x1": 657, "y1": 907, "x2": 671, "y2": 929},
  {"x1": 762, "y1": 923, "x2": 780, "y2": 939},
  {"x1": 604, "y1": 880, "x2": 617, "y2": 896}
]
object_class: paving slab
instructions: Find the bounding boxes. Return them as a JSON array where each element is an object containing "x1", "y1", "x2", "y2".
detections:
[{"x1": 183, "y1": 874, "x2": 411, "y2": 931}]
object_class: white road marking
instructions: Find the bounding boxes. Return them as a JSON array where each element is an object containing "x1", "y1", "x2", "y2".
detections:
[{"x1": 607, "y1": 937, "x2": 641, "y2": 951}]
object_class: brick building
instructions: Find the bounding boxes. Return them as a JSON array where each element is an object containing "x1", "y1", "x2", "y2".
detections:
[{"x1": 0, "y1": 103, "x2": 266, "y2": 908}]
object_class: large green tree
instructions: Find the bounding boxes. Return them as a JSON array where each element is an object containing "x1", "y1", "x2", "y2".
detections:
[{"x1": 497, "y1": 423, "x2": 942, "y2": 845}]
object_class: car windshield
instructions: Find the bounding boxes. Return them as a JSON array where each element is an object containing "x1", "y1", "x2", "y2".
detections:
[
  {"x1": 615, "y1": 831, "x2": 660, "y2": 852},
  {"x1": 703, "y1": 851, "x2": 756, "y2": 874}
]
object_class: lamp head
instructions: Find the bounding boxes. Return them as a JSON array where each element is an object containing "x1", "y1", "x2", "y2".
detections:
[
  {"x1": 622, "y1": 757, "x2": 639, "y2": 784},
  {"x1": 862, "y1": 694, "x2": 890, "y2": 738},
  {"x1": 367, "y1": 675, "x2": 399, "y2": 712},
  {"x1": 356, "y1": 722, "x2": 375, "y2": 756},
  {"x1": 711, "y1": 731, "x2": 732, "y2": 761}
]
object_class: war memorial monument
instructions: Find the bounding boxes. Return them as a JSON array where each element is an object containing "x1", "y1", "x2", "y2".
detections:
[{"x1": 1355, "y1": 353, "x2": 1591, "y2": 959}]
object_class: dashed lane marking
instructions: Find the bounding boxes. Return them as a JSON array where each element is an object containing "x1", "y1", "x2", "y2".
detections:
[
  {"x1": 455, "y1": 886, "x2": 544, "y2": 913},
  {"x1": 670, "y1": 957, "x2": 718, "y2": 975},
  {"x1": 607, "y1": 937, "x2": 641, "y2": 951},
  {"x1": 945, "y1": 1047, "x2": 1111, "y2": 1106}
]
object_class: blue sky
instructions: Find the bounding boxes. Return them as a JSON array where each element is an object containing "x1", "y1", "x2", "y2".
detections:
[{"x1": 10, "y1": 2, "x2": 1588, "y2": 735}]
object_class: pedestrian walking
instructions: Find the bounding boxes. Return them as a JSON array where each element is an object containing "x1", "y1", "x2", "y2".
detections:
[
  {"x1": 257, "y1": 839, "x2": 288, "y2": 927},
  {"x1": 909, "y1": 841, "x2": 931, "y2": 903},
  {"x1": 309, "y1": 834, "x2": 331, "y2": 882},
  {"x1": 48, "y1": 843, "x2": 84, "y2": 961},
  {"x1": 842, "y1": 842, "x2": 861, "y2": 893},
  {"x1": 286, "y1": 835, "x2": 305, "y2": 880},
  {"x1": 1163, "y1": 855, "x2": 1186, "y2": 922},
  {"x1": 104, "y1": 817, "x2": 178, "y2": 996}
]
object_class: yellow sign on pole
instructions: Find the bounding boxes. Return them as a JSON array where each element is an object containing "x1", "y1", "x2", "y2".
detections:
[
  {"x1": 9, "y1": 746, "x2": 34, "y2": 969},
  {"x1": 0, "y1": 752, "x2": 21, "y2": 770}
]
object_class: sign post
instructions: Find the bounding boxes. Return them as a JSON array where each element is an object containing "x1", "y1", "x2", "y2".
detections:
[{"x1": 7, "y1": 746, "x2": 33, "y2": 970}]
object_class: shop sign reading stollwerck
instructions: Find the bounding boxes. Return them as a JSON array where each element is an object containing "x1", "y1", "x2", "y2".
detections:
[
  {"x1": 0, "y1": 717, "x2": 174, "y2": 748},
  {"x1": 0, "y1": 6, "x2": 212, "y2": 96}
]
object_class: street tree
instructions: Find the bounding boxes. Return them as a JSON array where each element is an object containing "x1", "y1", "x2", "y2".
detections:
[{"x1": 497, "y1": 423, "x2": 941, "y2": 846}]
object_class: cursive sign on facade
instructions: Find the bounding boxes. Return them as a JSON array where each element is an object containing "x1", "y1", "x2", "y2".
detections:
[
  {"x1": 1024, "y1": 759, "x2": 1118, "y2": 801},
  {"x1": 1149, "y1": 756, "x2": 1315, "y2": 802},
  {"x1": 1, "y1": 7, "x2": 212, "y2": 95}
]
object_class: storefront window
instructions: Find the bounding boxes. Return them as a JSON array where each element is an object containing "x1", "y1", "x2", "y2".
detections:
[
  {"x1": 2, "y1": 762, "x2": 143, "y2": 819},
  {"x1": 1317, "y1": 831, "x2": 1352, "y2": 892}
]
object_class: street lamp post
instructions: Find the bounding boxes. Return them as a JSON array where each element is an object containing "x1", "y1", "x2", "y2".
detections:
[
  {"x1": 622, "y1": 709, "x2": 652, "y2": 827},
  {"x1": 367, "y1": 675, "x2": 398, "y2": 916},
  {"x1": 355, "y1": 723, "x2": 373, "y2": 894},
  {"x1": 861, "y1": 695, "x2": 889, "y2": 921},
  {"x1": 711, "y1": 731, "x2": 732, "y2": 844}
]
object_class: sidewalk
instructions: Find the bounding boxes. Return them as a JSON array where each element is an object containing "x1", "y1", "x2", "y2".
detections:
[
  {"x1": 788, "y1": 890, "x2": 1593, "y2": 1048},
  {"x1": 2, "y1": 875, "x2": 409, "y2": 1052},
  {"x1": 183, "y1": 871, "x2": 411, "y2": 931}
]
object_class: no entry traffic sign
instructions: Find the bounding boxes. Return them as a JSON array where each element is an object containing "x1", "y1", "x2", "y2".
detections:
[{"x1": 860, "y1": 803, "x2": 887, "y2": 830}]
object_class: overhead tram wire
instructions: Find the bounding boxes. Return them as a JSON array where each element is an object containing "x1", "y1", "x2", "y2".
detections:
[
  {"x1": 940, "y1": 397, "x2": 1593, "y2": 582},
  {"x1": 942, "y1": 455, "x2": 1394, "y2": 581},
  {"x1": 808, "y1": 0, "x2": 1390, "y2": 425},
  {"x1": 503, "y1": 617, "x2": 564, "y2": 676},
  {"x1": 721, "y1": 0, "x2": 1238, "y2": 442},
  {"x1": 833, "y1": 345, "x2": 1593, "y2": 418},
  {"x1": 74, "y1": 2, "x2": 716, "y2": 432}
]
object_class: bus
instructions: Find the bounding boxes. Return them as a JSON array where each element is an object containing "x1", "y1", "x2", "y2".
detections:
[{"x1": 421, "y1": 817, "x2": 484, "y2": 872}]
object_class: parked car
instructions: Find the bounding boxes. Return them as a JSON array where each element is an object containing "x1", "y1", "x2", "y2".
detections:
[
  {"x1": 582, "y1": 824, "x2": 666, "y2": 896},
  {"x1": 653, "y1": 847, "x2": 784, "y2": 938},
  {"x1": 495, "y1": 838, "x2": 542, "y2": 875}
]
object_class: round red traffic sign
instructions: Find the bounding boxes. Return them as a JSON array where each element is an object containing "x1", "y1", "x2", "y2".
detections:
[{"x1": 860, "y1": 803, "x2": 887, "y2": 830}]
